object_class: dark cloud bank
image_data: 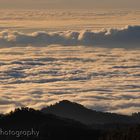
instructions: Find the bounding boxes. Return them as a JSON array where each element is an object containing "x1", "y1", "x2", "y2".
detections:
[{"x1": 0, "y1": 25, "x2": 140, "y2": 47}]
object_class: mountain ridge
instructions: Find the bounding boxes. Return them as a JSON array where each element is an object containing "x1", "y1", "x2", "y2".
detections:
[
  {"x1": 41, "y1": 100, "x2": 138, "y2": 125},
  {"x1": 0, "y1": 101, "x2": 140, "y2": 140}
]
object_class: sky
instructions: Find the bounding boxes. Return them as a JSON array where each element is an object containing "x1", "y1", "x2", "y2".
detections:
[{"x1": 0, "y1": 0, "x2": 140, "y2": 9}]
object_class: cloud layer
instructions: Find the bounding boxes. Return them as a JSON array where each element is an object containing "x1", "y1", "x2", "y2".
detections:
[
  {"x1": 0, "y1": 45, "x2": 140, "y2": 114},
  {"x1": 0, "y1": 25, "x2": 140, "y2": 47}
]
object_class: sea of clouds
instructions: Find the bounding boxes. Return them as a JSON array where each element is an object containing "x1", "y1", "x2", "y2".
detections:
[
  {"x1": 0, "y1": 25, "x2": 140, "y2": 47},
  {"x1": 0, "y1": 9, "x2": 140, "y2": 114},
  {"x1": 0, "y1": 45, "x2": 140, "y2": 114}
]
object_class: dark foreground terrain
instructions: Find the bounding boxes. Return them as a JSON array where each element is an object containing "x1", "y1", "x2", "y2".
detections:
[{"x1": 0, "y1": 100, "x2": 140, "y2": 140}]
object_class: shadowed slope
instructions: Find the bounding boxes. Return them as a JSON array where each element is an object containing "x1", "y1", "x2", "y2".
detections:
[
  {"x1": 41, "y1": 100, "x2": 135, "y2": 125},
  {"x1": 0, "y1": 107, "x2": 100, "y2": 140}
]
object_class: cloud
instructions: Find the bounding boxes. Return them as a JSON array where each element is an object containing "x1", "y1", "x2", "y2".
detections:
[
  {"x1": 0, "y1": 25, "x2": 140, "y2": 47},
  {"x1": 0, "y1": 36, "x2": 140, "y2": 115}
]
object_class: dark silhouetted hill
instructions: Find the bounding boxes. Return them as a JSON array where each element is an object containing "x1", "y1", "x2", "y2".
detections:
[
  {"x1": 100, "y1": 125, "x2": 140, "y2": 140},
  {"x1": 0, "y1": 101, "x2": 140, "y2": 140},
  {"x1": 0, "y1": 107, "x2": 101, "y2": 140},
  {"x1": 41, "y1": 100, "x2": 135, "y2": 125}
]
